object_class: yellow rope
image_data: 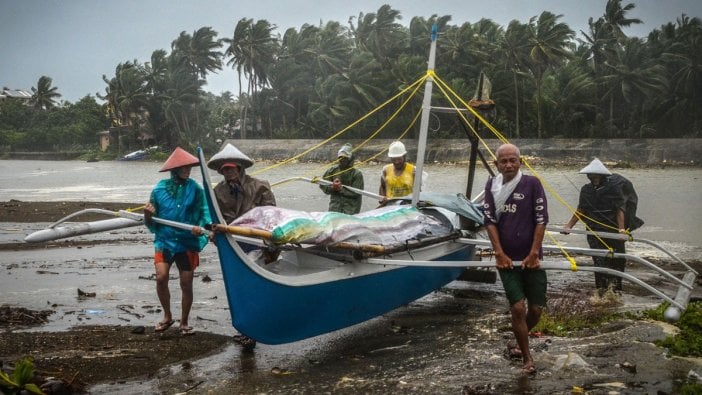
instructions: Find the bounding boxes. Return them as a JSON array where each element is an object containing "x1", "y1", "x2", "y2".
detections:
[
  {"x1": 567, "y1": 257, "x2": 578, "y2": 271},
  {"x1": 247, "y1": 66, "x2": 623, "y2": 260},
  {"x1": 250, "y1": 75, "x2": 428, "y2": 177},
  {"x1": 304, "y1": 75, "x2": 427, "y2": 181},
  {"x1": 431, "y1": 72, "x2": 584, "y2": 263}
]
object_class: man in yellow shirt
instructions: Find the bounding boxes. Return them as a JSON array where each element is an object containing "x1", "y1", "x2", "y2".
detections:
[{"x1": 379, "y1": 141, "x2": 416, "y2": 204}]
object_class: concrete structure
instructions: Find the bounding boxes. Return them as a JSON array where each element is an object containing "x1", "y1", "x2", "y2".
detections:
[
  {"x1": 222, "y1": 138, "x2": 702, "y2": 166},
  {"x1": 98, "y1": 131, "x2": 111, "y2": 151}
]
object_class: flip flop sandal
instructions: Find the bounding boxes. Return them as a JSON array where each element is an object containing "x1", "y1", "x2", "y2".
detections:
[
  {"x1": 180, "y1": 326, "x2": 195, "y2": 336},
  {"x1": 155, "y1": 319, "x2": 175, "y2": 332}
]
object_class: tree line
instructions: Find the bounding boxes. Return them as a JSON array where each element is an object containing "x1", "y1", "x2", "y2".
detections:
[{"x1": 1, "y1": 1, "x2": 700, "y2": 155}]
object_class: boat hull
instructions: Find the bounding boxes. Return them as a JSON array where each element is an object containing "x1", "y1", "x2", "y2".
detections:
[
  {"x1": 213, "y1": 232, "x2": 470, "y2": 344},
  {"x1": 198, "y1": 147, "x2": 473, "y2": 344}
]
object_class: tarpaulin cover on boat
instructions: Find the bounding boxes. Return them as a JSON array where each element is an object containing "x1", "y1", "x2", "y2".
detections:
[{"x1": 229, "y1": 205, "x2": 453, "y2": 246}]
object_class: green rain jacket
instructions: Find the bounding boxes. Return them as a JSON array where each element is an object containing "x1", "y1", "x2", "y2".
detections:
[{"x1": 319, "y1": 162, "x2": 364, "y2": 214}]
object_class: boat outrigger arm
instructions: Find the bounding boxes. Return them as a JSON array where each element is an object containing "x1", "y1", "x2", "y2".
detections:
[
  {"x1": 454, "y1": 236, "x2": 697, "y2": 322},
  {"x1": 23, "y1": 208, "x2": 211, "y2": 243},
  {"x1": 275, "y1": 176, "x2": 384, "y2": 200}
]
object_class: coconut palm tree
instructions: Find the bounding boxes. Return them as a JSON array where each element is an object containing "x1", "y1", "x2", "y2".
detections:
[
  {"x1": 647, "y1": 15, "x2": 701, "y2": 136},
  {"x1": 171, "y1": 27, "x2": 223, "y2": 79},
  {"x1": 349, "y1": 5, "x2": 405, "y2": 68},
  {"x1": 523, "y1": 11, "x2": 574, "y2": 137},
  {"x1": 602, "y1": 0, "x2": 642, "y2": 43},
  {"x1": 223, "y1": 18, "x2": 278, "y2": 138},
  {"x1": 498, "y1": 20, "x2": 531, "y2": 137},
  {"x1": 30, "y1": 76, "x2": 61, "y2": 110},
  {"x1": 601, "y1": 38, "x2": 668, "y2": 135}
]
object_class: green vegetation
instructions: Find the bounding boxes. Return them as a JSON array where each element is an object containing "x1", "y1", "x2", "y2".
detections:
[
  {"x1": 0, "y1": 357, "x2": 44, "y2": 395},
  {"x1": 678, "y1": 383, "x2": 702, "y2": 395},
  {"x1": 1, "y1": 0, "x2": 701, "y2": 155},
  {"x1": 0, "y1": 95, "x2": 109, "y2": 153},
  {"x1": 534, "y1": 289, "x2": 621, "y2": 336},
  {"x1": 638, "y1": 301, "x2": 702, "y2": 357}
]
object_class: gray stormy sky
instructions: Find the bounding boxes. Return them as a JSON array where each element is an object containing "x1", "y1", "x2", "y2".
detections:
[{"x1": 1, "y1": 0, "x2": 700, "y2": 102}]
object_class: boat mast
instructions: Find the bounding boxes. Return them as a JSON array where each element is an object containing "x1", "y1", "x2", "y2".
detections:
[{"x1": 411, "y1": 25, "x2": 437, "y2": 206}]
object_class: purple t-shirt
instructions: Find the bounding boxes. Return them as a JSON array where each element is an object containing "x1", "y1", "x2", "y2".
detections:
[{"x1": 483, "y1": 174, "x2": 548, "y2": 260}]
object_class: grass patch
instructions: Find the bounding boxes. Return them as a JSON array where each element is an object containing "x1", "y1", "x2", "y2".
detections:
[
  {"x1": 636, "y1": 301, "x2": 702, "y2": 357},
  {"x1": 534, "y1": 288, "x2": 622, "y2": 337}
]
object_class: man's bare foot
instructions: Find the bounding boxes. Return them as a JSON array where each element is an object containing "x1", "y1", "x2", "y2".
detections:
[{"x1": 522, "y1": 360, "x2": 537, "y2": 374}]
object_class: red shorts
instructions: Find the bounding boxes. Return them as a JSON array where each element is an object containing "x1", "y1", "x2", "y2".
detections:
[{"x1": 154, "y1": 250, "x2": 199, "y2": 271}]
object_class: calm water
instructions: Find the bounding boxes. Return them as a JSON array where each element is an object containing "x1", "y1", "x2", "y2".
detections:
[{"x1": 1, "y1": 159, "x2": 701, "y2": 249}]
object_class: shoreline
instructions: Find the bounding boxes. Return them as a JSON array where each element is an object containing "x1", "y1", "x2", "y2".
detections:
[{"x1": 3, "y1": 138, "x2": 702, "y2": 166}]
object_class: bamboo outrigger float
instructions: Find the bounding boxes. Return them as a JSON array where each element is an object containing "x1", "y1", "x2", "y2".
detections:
[{"x1": 24, "y1": 25, "x2": 697, "y2": 343}]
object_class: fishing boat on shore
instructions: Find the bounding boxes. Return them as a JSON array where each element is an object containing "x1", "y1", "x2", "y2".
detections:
[
  {"x1": 118, "y1": 146, "x2": 159, "y2": 161},
  {"x1": 25, "y1": 26, "x2": 697, "y2": 345}
]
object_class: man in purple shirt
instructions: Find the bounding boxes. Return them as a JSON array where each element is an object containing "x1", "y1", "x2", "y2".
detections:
[{"x1": 483, "y1": 143, "x2": 548, "y2": 375}]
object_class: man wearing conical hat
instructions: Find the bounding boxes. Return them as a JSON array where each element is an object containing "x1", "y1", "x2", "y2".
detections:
[
  {"x1": 207, "y1": 143, "x2": 277, "y2": 225},
  {"x1": 563, "y1": 158, "x2": 630, "y2": 294},
  {"x1": 143, "y1": 147, "x2": 211, "y2": 336},
  {"x1": 207, "y1": 143, "x2": 276, "y2": 350},
  {"x1": 319, "y1": 143, "x2": 364, "y2": 214}
]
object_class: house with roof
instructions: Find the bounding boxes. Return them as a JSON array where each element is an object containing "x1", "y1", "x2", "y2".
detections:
[{"x1": 0, "y1": 88, "x2": 32, "y2": 101}]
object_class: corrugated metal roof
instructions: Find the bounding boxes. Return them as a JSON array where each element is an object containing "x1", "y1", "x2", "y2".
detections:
[{"x1": 1, "y1": 89, "x2": 32, "y2": 99}]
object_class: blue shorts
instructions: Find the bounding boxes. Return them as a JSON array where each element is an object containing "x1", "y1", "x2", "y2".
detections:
[{"x1": 498, "y1": 268, "x2": 547, "y2": 307}]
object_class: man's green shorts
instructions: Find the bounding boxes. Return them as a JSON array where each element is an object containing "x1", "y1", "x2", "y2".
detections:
[{"x1": 498, "y1": 267, "x2": 547, "y2": 307}]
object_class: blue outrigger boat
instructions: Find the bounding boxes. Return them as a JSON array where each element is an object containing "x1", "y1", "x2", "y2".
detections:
[{"x1": 198, "y1": 147, "x2": 479, "y2": 344}]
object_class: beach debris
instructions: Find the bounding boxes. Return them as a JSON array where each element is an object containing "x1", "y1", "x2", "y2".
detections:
[
  {"x1": 0, "y1": 305, "x2": 53, "y2": 327},
  {"x1": 616, "y1": 361, "x2": 637, "y2": 373},
  {"x1": 77, "y1": 288, "x2": 96, "y2": 297},
  {"x1": 117, "y1": 304, "x2": 144, "y2": 319},
  {"x1": 462, "y1": 383, "x2": 496, "y2": 395},
  {"x1": 131, "y1": 326, "x2": 145, "y2": 334},
  {"x1": 271, "y1": 367, "x2": 294, "y2": 375},
  {"x1": 592, "y1": 381, "x2": 627, "y2": 389},
  {"x1": 552, "y1": 352, "x2": 593, "y2": 372}
]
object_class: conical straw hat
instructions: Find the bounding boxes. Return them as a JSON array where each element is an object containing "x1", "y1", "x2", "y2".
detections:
[
  {"x1": 207, "y1": 143, "x2": 254, "y2": 171},
  {"x1": 579, "y1": 158, "x2": 612, "y2": 175},
  {"x1": 159, "y1": 147, "x2": 199, "y2": 172}
]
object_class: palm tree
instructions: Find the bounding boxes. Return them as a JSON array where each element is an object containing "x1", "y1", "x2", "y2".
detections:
[
  {"x1": 601, "y1": 38, "x2": 668, "y2": 135},
  {"x1": 524, "y1": 11, "x2": 574, "y2": 137},
  {"x1": 498, "y1": 20, "x2": 530, "y2": 137},
  {"x1": 223, "y1": 18, "x2": 278, "y2": 138},
  {"x1": 171, "y1": 27, "x2": 223, "y2": 79},
  {"x1": 100, "y1": 61, "x2": 149, "y2": 129},
  {"x1": 602, "y1": 0, "x2": 642, "y2": 43},
  {"x1": 349, "y1": 5, "x2": 405, "y2": 68},
  {"x1": 656, "y1": 15, "x2": 702, "y2": 136},
  {"x1": 30, "y1": 76, "x2": 61, "y2": 110}
]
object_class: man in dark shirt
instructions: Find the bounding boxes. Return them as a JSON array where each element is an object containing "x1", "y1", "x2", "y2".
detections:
[
  {"x1": 563, "y1": 158, "x2": 635, "y2": 293},
  {"x1": 207, "y1": 143, "x2": 276, "y2": 350},
  {"x1": 483, "y1": 143, "x2": 548, "y2": 375}
]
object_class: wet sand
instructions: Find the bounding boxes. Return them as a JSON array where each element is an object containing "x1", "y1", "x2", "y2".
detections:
[{"x1": 1, "y1": 200, "x2": 702, "y2": 394}]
